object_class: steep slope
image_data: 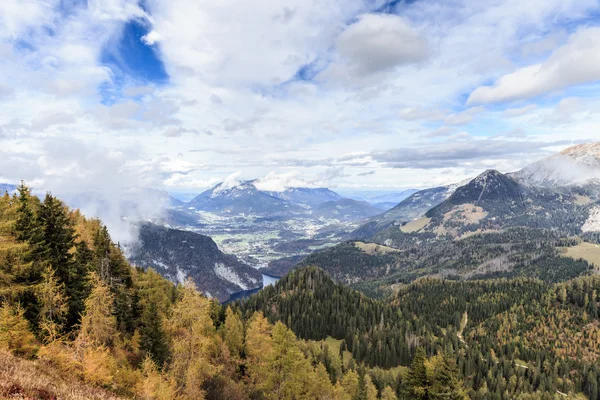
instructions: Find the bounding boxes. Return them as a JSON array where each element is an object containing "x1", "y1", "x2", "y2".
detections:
[
  {"x1": 127, "y1": 223, "x2": 262, "y2": 301},
  {"x1": 188, "y1": 180, "x2": 301, "y2": 215},
  {"x1": 513, "y1": 142, "x2": 600, "y2": 187},
  {"x1": 264, "y1": 187, "x2": 342, "y2": 207},
  {"x1": 350, "y1": 184, "x2": 459, "y2": 239},
  {"x1": 312, "y1": 198, "x2": 382, "y2": 222},
  {"x1": 426, "y1": 169, "x2": 524, "y2": 220}
]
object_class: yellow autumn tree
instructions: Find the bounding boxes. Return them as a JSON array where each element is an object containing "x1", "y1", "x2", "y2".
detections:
[
  {"x1": 77, "y1": 273, "x2": 116, "y2": 348},
  {"x1": 37, "y1": 265, "x2": 68, "y2": 342},
  {"x1": 0, "y1": 303, "x2": 38, "y2": 358},
  {"x1": 167, "y1": 279, "x2": 219, "y2": 400},
  {"x1": 381, "y1": 385, "x2": 398, "y2": 400},
  {"x1": 223, "y1": 306, "x2": 244, "y2": 358}
]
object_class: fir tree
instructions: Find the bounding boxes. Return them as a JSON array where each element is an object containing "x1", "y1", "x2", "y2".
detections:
[
  {"x1": 139, "y1": 300, "x2": 170, "y2": 367},
  {"x1": 405, "y1": 347, "x2": 428, "y2": 400}
]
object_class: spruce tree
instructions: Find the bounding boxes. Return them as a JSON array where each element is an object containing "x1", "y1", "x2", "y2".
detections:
[
  {"x1": 405, "y1": 347, "x2": 429, "y2": 400},
  {"x1": 139, "y1": 300, "x2": 169, "y2": 367}
]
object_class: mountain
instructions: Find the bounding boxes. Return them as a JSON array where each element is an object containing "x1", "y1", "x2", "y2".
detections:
[
  {"x1": 127, "y1": 222, "x2": 262, "y2": 301},
  {"x1": 426, "y1": 169, "x2": 525, "y2": 219},
  {"x1": 265, "y1": 187, "x2": 342, "y2": 207},
  {"x1": 365, "y1": 189, "x2": 420, "y2": 204},
  {"x1": 350, "y1": 183, "x2": 460, "y2": 239},
  {"x1": 513, "y1": 143, "x2": 600, "y2": 187},
  {"x1": 311, "y1": 198, "x2": 382, "y2": 222},
  {"x1": 187, "y1": 180, "x2": 302, "y2": 215},
  {"x1": 372, "y1": 201, "x2": 398, "y2": 210}
]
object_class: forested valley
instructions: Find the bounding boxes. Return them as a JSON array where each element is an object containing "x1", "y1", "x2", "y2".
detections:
[{"x1": 3, "y1": 185, "x2": 600, "y2": 399}]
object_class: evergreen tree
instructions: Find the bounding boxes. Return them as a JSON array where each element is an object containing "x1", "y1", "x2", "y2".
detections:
[
  {"x1": 139, "y1": 300, "x2": 169, "y2": 367},
  {"x1": 405, "y1": 347, "x2": 428, "y2": 400},
  {"x1": 429, "y1": 352, "x2": 467, "y2": 400}
]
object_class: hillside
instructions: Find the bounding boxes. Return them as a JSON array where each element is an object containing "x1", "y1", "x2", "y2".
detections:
[
  {"x1": 283, "y1": 228, "x2": 593, "y2": 298},
  {"x1": 350, "y1": 184, "x2": 459, "y2": 239},
  {"x1": 127, "y1": 222, "x2": 262, "y2": 301},
  {"x1": 0, "y1": 185, "x2": 412, "y2": 400},
  {"x1": 240, "y1": 264, "x2": 600, "y2": 398}
]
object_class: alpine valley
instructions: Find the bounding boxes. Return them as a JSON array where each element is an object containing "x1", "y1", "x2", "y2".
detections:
[{"x1": 7, "y1": 144, "x2": 600, "y2": 399}]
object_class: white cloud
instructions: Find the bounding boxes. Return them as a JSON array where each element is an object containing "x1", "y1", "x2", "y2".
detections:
[
  {"x1": 444, "y1": 107, "x2": 484, "y2": 126},
  {"x1": 468, "y1": 27, "x2": 600, "y2": 104},
  {"x1": 213, "y1": 171, "x2": 243, "y2": 193},
  {"x1": 503, "y1": 104, "x2": 538, "y2": 117},
  {"x1": 332, "y1": 13, "x2": 429, "y2": 77},
  {"x1": 141, "y1": 30, "x2": 163, "y2": 45}
]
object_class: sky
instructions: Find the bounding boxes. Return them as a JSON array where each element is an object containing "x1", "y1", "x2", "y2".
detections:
[{"x1": 2, "y1": 0, "x2": 600, "y2": 196}]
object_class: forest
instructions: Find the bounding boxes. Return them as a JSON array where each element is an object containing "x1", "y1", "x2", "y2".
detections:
[
  {"x1": 3, "y1": 184, "x2": 600, "y2": 399},
  {"x1": 0, "y1": 184, "x2": 465, "y2": 399}
]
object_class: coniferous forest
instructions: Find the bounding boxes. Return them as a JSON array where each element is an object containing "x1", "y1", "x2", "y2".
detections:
[{"x1": 3, "y1": 184, "x2": 600, "y2": 400}]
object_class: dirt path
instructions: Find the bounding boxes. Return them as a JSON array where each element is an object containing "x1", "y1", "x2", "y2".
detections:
[{"x1": 458, "y1": 308, "x2": 468, "y2": 345}]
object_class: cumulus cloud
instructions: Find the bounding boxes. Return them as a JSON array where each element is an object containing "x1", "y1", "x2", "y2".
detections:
[
  {"x1": 213, "y1": 171, "x2": 243, "y2": 193},
  {"x1": 253, "y1": 167, "x2": 347, "y2": 191},
  {"x1": 141, "y1": 30, "x2": 163, "y2": 45},
  {"x1": 324, "y1": 13, "x2": 428, "y2": 82},
  {"x1": 468, "y1": 27, "x2": 600, "y2": 104}
]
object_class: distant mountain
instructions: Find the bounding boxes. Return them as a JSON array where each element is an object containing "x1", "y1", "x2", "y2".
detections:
[
  {"x1": 265, "y1": 187, "x2": 342, "y2": 207},
  {"x1": 372, "y1": 202, "x2": 398, "y2": 211},
  {"x1": 513, "y1": 143, "x2": 600, "y2": 187},
  {"x1": 188, "y1": 180, "x2": 302, "y2": 216},
  {"x1": 127, "y1": 222, "x2": 262, "y2": 301},
  {"x1": 312, "y1": 198, "x2": 382, "y2": 222},
  {"x1": 365, "y1": 189, "x2": 420, "y2": 204},
  {"x1": 350, "y1": 183, "x2": 460, "y2": 239}
]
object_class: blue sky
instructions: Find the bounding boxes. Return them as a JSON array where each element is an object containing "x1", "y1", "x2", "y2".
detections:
[{"x1": 1, "y1": 0, "x2": 600, "y2": 195}]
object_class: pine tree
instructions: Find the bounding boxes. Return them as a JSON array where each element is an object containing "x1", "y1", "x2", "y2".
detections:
[
  {"x1": 429, "y1": 352, "x2": 467, "y2": 400},
  {"x1": 38, "y1": 193, "x2": 86, "y2": 329},
  {"x1": 139, "y1": 300, "x2": 169, "y2": 367},
  {"x1": 405, "y1": 347, "x2": 429, "y2": 400}
]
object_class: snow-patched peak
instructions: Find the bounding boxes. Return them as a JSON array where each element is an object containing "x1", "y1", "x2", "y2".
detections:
[{"x1": 513, "y1": 143, "x2": 600, "y2": 187}]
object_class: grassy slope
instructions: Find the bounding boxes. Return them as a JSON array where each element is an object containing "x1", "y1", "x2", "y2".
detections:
[
  {"x1": 564, "y1": 242, "x2": 600, "y2": 268},
  {"x1": 0, "y1": 351, "x2": 123, "y2": 400}
]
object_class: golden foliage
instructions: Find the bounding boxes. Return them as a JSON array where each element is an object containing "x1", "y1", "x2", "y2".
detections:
[{"x1": 0, "y1": 303, "x2": 38, "y2": 358}]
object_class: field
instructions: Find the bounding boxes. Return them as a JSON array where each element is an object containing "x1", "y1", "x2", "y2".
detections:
[
  {"x1": 563, "y1": 242, "x2": 600, "y2": 268},
  {"x1": 354, "y1": 241, "x2": 399, "y2": 255},
  {"x1": 400, "y1": 217, "x2": 431, "y2": 233}
]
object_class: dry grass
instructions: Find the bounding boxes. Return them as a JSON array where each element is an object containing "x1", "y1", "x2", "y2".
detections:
[
  {"x1": 0, "y1": 351, "x2": 124, "y2": 400},
  {"x1": 354, "y1": 242, "x2": 398, "y2": 255},
  {"x1": 400, "y1": 217, "x2": 431, "y2": 233},
  {"x1": 563, "y1": 242, "x2": 600, "y2": 268}
]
